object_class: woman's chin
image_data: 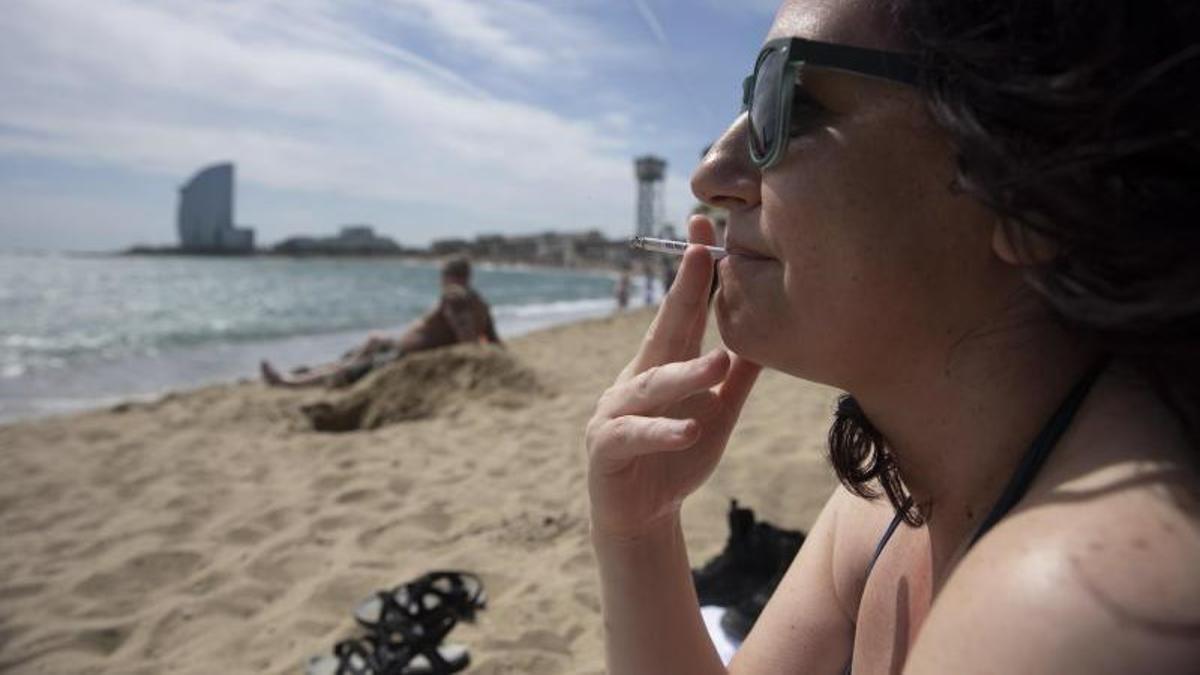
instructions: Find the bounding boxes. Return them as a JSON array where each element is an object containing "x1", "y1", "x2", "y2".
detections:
[
  {"x1": 715, "y1": 286, "x2": 812, "y2": 379},
  {"x1": 714, "y1": 288, "x2": 761, "y2": 361}
]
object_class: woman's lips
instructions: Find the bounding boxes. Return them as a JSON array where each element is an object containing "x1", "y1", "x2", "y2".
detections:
[
  {"x1": 718, "y1": 247, "x2": 774, "y2": 283},
  {"x1": 724, "y1": 244, "x2": 772, "y2": 260}
]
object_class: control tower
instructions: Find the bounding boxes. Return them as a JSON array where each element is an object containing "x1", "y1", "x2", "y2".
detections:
[{"x1": 634, "y1": 155, "x2": 667, "y2": 238}]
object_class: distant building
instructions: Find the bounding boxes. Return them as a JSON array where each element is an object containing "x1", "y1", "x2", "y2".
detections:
[
  {"x1": 430, "y1": 230, "x2": 627, "y2": 267},
  {"x1": 430, "y1": 238, "x2": 471, "y2": 256},
  {"x1": 327, "y1": 225, "x2": 400, "y2": 253},
  {"x1": 177, "y1": 163, "x2": 254, "y2": 253},
  {"x1": 273, "y1": 225, "x2": 401, "y2": 255}
]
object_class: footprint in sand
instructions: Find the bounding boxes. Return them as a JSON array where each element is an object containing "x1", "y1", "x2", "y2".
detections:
[
  {"x1": 411, "y1": 500, "x2": 452, "y2": 533},
  {"x1": 1, "y1": 624, "x2": 133, "y2": 671},
  {"x1": 482, "y1": 628, "x2": 574, "y2": 656},
  {"x1": 2, "y1": 513, "x2": 38, "y2": 535},
  {"x1": 0, "y1": 582, "x2": 46, "y2": 602},
  {"x1": 204, "y1": 582, "x2": 283, "y2": 619},
  {"x1": 183, "y1": 571, "x2": 228, "y2": 596},
  {"x1": 302, "y1": 572, "x2": 377, "y2": 619},
  {"x1": 73, "y1": 624, "x2": 133, "y2": 656},
  {"x1": 311, "y1": 472, "x2": 352, "y2": 493},
  {"x1": 223, "y1": 525, "x2": 267, "y2": 546},
  {"x1": 40, "y1": 535, "x2": 82, "y2": 557},
  {"x1": 74, "y1": 550, "x2": 204, "y2": 598},
  {"x1": 114, "y1": 473, "x2": 158, "y2": 501},
  {"x1": 572, "y1": 588, "x2": 601, "y2": 613},
  {"x1": 334, "y1": 487, "x2": 377, "y2": 505},
  {"x1": 386, "y1": 476, "x2": 413, "y2": 496},
  {"x1": 247, "y1": 539, "x2": 331, "y2": 585},
  {"x1": 78, "y1": 428, "x2": 120, "y2": 444},
  {"x1": 559, "y1": 551, "x2": 595, "y2": 574},
  {"x1": 0, "y1": 622, "x2": 31, "y2": 653},
  {"x1": 233, "y1": 505, "x2": 292, "y2": 537}
]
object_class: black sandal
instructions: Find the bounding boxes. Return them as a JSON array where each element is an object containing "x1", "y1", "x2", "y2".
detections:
[
  {"x1": 306, "y1": 632, "x2": 471, "y2": 675},
  {"x1": 354, "y1": 571, "x2": 487, "y2": 633},
  {"x1": 308, "y1": 571, "x2": 484, "y2": 675}
]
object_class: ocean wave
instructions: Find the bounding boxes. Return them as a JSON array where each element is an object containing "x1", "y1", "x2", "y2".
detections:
[
  {"x1": 492, "y1": 297, "x2": 615, "y2": 318},
  {"x1": 0, "y1": 254, "x2": 619, "y2": 384}
]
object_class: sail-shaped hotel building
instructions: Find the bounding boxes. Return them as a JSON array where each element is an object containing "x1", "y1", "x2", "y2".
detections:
[{"x1": 177, "y1": 163, "x2": 254, "y2": 252}]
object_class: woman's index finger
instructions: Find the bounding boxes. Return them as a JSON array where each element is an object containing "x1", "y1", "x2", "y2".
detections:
[{"x1": 629, "y1": 242, "x2": 716, "y2": 373}]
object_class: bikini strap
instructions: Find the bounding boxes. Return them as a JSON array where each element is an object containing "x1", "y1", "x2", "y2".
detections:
[
  {"x1": 967, "y1": 358, "x2": 1109, "y2": 548},
  {"x1": 864, "y1": 508, "x2": 906, "y2": 578}
]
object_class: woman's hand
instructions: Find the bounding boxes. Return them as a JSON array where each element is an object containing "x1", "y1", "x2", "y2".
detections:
[{"x1": 586, "y1": 216, "x2": 762, "y2": 540}]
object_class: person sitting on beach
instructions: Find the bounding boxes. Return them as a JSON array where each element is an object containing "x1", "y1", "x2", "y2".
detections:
[
  {"x1": 586, "y1": 1, "x2": 1200, "y2": 673},
  {"x1": 261, "y1": 256, "x2": 500, "y2": 388}
]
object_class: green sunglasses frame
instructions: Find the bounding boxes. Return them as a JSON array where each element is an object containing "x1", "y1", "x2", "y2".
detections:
[{"x1": 742, "y1": 37, "x2": 921, "y2": 169}]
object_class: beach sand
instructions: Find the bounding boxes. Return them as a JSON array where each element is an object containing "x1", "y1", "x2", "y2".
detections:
[{"x1": 0, "y1": 308, "x2": 840, "y2": 674}]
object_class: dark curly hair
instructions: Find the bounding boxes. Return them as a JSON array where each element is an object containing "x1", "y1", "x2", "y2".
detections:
[{"x1": 829, "y1": 0, "x2": 1200, "y2": 524}]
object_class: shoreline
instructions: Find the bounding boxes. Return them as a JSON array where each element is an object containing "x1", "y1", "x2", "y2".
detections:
[{"x1": 0, "y1": 296, "x2": 642, "y2": 426}]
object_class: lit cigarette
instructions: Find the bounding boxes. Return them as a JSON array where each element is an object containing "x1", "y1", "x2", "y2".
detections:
[{"x1": 629, "y1": 236, "x2": 727, "y2": 260}]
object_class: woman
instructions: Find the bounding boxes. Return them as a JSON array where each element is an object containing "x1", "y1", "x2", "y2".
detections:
[
  {"x1": 261, "y1": 256, "x2": 501, "y2": 388},
  {"x1": 585, "y1": 0, "x2": 1199, "y2": 673}
]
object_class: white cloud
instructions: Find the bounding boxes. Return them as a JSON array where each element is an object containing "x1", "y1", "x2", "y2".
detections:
[
  {"x1": 0, "y1": 0, "x2": 660, "y2": 241},
  {"x1": 378, "y1": 0, "x2": 585, "y2": 71}
]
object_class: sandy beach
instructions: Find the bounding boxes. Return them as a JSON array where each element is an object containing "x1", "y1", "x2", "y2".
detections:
[{"x1": 0, "y1": 308, "x2": 841, "y2": 674}]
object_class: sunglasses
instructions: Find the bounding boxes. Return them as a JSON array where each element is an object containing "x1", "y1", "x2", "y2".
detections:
[{"x1": 742, "y1": 37, "x2": 921, "y2": 169}]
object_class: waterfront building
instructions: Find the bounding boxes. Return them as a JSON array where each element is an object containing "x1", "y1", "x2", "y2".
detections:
[
  {"x1": 273, "y1": 225, "x2": 401, "y2": 255},
  {"x1": 429, "y1": 230, "x2": 625, "y2": 267},
  {"x1": 177, "y1": 163, "x2": 254, "y2": 252}
]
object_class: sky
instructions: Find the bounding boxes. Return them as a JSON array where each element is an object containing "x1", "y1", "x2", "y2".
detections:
[{"x1": 0, "y1": 0, "x2": 779, "y2": 252}]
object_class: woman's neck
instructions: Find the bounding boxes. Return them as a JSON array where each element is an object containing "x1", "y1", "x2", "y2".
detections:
[{"x1": 854, "y1": 316, "x2": 1097, "y2": 564}]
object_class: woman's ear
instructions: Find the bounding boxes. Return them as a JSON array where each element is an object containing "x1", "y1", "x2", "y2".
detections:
[{"x1": 991, "y1": 220, "x2": 1059, "y2": 266}]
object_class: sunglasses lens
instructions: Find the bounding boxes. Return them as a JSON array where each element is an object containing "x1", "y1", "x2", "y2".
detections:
[{"x1": 749, "y1": 48, "x2": 784, "y2": 162}]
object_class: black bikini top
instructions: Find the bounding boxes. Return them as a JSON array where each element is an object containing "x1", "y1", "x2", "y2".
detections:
[{"x1": 847, "y1": 359, "x2": 1107, "y2": 673}]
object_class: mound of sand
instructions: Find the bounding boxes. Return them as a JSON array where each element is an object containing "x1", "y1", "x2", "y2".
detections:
[{"x1": 303, "y1": 344, "x2": 547, "y2": 432}]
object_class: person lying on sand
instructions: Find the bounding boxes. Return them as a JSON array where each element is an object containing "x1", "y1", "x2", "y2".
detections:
[
  {"x1": 585, "y1": 1, "x2": 1200, "y2": 673},
  {"x1": 261, "y1": 256, "x2": 501, "y2": 388}
]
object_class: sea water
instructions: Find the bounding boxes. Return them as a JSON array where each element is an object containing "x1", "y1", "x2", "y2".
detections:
[{"x1": 0, "y1": 252, "x2": 654, "y2": 423}]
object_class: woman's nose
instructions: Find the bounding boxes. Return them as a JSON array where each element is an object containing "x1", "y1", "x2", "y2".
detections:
[{"x1": 691, "y1": 113, "x2": 762, "y2": 213}]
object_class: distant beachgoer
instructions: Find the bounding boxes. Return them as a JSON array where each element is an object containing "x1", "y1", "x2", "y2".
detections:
[
  {"x1": 261, "y1": 256, "x2": 500, "y2": 388},
  {"x1": 615, "y1": 267, "x2": 631, "y2": 311},
  {"x1": 642, "y1": 262, "x2": 655, "y2": 306}
]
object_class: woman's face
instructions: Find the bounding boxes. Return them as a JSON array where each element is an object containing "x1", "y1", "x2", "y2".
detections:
[{"x1": 693, "y1": 0, "x2": 1021, "y2": 392}]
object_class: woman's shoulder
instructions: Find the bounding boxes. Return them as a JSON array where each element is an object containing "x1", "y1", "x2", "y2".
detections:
[
  {"x1": 906, "y1": 377, "x2": 1200, "y2": 673},
  {"x1": 908, "y1": 478, "x2": 1200, "y2": 672},
  {"x1": 728, "y1": 486, "x2": 899, "y2": 673}
]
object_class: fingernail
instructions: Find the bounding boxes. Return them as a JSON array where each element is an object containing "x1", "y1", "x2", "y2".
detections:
[{"x1": 672, "y1": 419, "x2": 697, "y2": 436}]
